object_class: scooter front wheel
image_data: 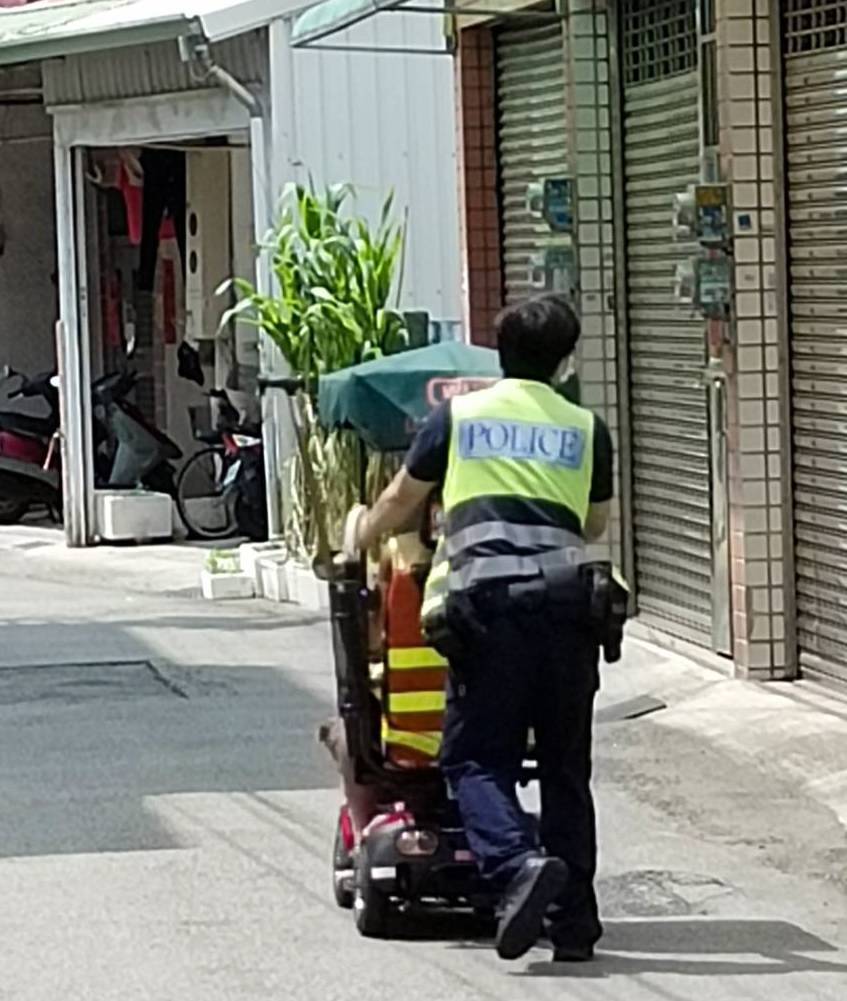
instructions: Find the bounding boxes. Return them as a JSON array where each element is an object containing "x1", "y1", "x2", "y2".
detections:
[
  {"x1": 353, "y1": 843, "x2": 391, "y2": 938},
  {"x1": 175, "y1": 447, "x2": 237, "y2": 540},
  {"x1": 332, "y1": 819, "x2": 355, "y2": 910}
]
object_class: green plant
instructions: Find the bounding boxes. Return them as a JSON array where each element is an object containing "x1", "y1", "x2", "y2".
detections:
[
  {"x1": 221, "y1": 182, "x2": 408, "y2": 392},
  {"x1": 219, "y1": 182, "x2": 409, "y2": 560},
  {"x1": 204, "y1": 549, "x2": 240, "y2": 575}
]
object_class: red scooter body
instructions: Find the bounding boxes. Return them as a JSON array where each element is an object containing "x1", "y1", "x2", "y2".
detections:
[{"x1": 0, "y1": 430, "x2": 50, "y2": 466}]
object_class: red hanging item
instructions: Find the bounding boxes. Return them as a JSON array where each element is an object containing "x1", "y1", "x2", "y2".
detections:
[
  {"x1": 154, "y1": 214, "x2": 184, "y2": 347},
  {"x1": 118, "y1": 150, "x2": 144, "y2": 246}
]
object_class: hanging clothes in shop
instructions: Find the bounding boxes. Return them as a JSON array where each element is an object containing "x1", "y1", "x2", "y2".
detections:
[
  {"x1": 86, "y1": 149, "x2": 145, "y2": 246},
  {"x1": 118, "y1": 150, "x2": 144, "y2": 246},
  {"x1": 139, "y1": 150, "x2": 186, "y2": 292}
]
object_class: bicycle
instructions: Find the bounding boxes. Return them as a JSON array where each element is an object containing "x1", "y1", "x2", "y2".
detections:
[{"x1": 175, "y1": 390, "x2": 262, "y2": 541}]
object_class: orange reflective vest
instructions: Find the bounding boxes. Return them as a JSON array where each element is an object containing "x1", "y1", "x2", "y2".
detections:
[{"x1": 382, "y1": 563, "x2": 447, "y2": 768}]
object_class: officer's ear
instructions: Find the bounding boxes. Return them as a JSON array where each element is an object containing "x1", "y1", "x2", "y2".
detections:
[{"x1": 552, "y1": 355, "x2": 575, "y2": 385}]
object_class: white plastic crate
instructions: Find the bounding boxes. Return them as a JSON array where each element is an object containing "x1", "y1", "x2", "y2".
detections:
[{"x1": 94, "y1": 490, "x2": 174, "y2": 543}]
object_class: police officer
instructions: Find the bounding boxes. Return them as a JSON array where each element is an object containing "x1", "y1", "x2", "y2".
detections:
[{"x1": 353, "y1": 294, "x2": 614, "y2": 962}]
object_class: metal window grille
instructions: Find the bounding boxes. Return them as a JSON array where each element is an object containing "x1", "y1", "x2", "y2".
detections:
[
  {"x1": 700, "y1": 0, "x2": 716, "y2": 35},
  {"x1": 701, "y1": 37, "x2": 719, "y2": 147},
  {"x1": 784, "y1": 0, "x2": 847, "y2": 56},
  {"x1": 623, "y1": 0, "x2": 697, "y2": 86}
]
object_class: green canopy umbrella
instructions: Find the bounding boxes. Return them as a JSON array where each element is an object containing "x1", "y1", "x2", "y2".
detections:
[{"x1": 317, "y1": 342, "x2": 503, "y2": 451}]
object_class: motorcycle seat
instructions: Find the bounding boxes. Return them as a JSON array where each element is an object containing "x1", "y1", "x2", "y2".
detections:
[{"x1": 0, "y1": 410, "x2": 55, "y2": 438}]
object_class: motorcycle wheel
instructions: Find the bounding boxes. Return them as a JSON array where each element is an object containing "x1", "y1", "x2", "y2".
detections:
[
  {"x1": 175, "y1": 448, "x2": 237, "y2": 541},
  {"x1": 0, "y1": 497, "x2": 29, "y2": 525}
]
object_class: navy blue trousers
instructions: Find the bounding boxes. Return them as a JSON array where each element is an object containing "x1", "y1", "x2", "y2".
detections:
[{"x1": 440, "y1": 603, "x2": 602, "y2": 948}]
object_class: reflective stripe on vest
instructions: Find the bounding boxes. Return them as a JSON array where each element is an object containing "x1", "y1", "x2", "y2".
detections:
[
  {"x1": 421, "y1": 537, "x2": 449, "y2": 624},
  {"x1": 387, "y1": 647, "x2": 448, "y2": 670},
  {"x1": 447, "y1": 544, "x2": 588, "y2": 592},
  {"x1": 388, "y1": 691, "x2": 446, "y2": 714},
  {"x1": 384, "y1": 564, "x2": 447, "y2": 750},
  {"x1": 445, "y1": 520, "x2": 583, "y2": 560},
  {"x1": 442, "y1": 380, "x2": 594, "y2": 593},
  {"x1": 381, "y1": 719, "x2": 441, "y2": 766}
]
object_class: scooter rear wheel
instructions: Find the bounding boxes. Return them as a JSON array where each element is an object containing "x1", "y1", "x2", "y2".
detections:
[
  {"x1": 0, "y1": 497, "x2": 29, "y2": 525},
  {"x1": 353, "y1": 843, "x2": 391, "y2": 938}
]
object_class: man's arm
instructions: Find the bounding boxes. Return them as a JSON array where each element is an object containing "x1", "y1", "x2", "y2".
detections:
[
  {"x1": 356, "y1": 402, "x2": 451, "y2": 551},
  {"x1": 358, "y1": 469, "x2": 436, "y2": 551},
  {"x1": 584, "y1": 415, "x2": 614, "y2": 543},
  {"x1": 584, "y1": 501, "x2": 610, "y2": 543}
]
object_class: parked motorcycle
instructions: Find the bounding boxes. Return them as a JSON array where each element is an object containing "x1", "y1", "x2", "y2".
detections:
[
  {"x1": 92, "y1": 369, "x2": 182, "y2": 494},
  {"x1": 0, "y1": 366, "x2": 183, "y2": 525},
  {"x1": 0, "y1": 367, "x2": 62, "y2": 523}
]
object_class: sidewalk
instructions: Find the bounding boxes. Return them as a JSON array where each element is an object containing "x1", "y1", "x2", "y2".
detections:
[{"x1": 0, "y1": 522, "x2": 209, "y2": 596}]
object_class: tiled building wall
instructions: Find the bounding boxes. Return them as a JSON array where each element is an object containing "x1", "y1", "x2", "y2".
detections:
[
  {"x1": 453, "y1": 4, "x2": 623, "y2": 563},
  {"x1": 454, "y1": 26, "x2": 503, "y2": 346},
  {"x1": 716, "y1": 0, "x2": 792, "y2": 678},
  {"x1": 565, "y1": 0, "x2": 623, "y2": 568}
]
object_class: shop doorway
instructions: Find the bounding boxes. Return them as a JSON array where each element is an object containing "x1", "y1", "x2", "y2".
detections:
[{"x1": 78, "y1": 141, "x2": 261, "y2": 539}]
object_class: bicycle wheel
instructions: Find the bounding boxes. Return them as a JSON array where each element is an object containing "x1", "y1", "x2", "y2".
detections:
[{"x1": 175, "y1": 447, "x2": 237, "y2": 540}]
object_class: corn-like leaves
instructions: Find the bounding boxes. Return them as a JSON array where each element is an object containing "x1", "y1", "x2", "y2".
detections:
[{"x1": 218, "y1": 180, "x2": 409, "y2": 559}]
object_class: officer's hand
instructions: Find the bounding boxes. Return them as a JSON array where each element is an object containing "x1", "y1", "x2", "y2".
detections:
[{"x1": 342, "y1": 504, "x2": 369, "y2": 559}]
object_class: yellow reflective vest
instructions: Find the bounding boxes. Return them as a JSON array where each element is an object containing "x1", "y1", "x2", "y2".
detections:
[{"x1": 442, "y1": 378, "x2": 595, "y2": 593}]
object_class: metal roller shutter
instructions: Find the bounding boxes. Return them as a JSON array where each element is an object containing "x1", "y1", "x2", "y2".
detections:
[
  {"x1": 622, "y1": 2, "x2": 712, "y2": 644},
  {"x1": 784, "y1": 1, "x2": 847, "y2": 687},
  {"x1": 495, "y1": 18, "x2": 568, "y2": 304}
]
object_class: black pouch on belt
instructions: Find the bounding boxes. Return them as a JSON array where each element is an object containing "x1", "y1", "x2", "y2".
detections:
[
  {"x1": 539, "y1": 561, "x2": 591, "y2": 612},
  {"x1": 423, "y1": 593, "x2": 488, "y2": 665}
]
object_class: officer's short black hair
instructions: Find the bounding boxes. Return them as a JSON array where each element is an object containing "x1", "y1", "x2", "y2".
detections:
[{"x1": 495, "y1": 294, "x2": 580, "y2": 382}]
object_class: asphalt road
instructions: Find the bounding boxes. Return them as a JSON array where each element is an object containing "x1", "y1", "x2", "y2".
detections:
[{"x1": 1, "y1": 557, "x2": 846, "y2": 999}]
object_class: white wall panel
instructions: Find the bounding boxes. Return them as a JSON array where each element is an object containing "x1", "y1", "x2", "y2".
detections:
[{"x1": 289, "y1": 13, "x2": 461, "y2": 321}]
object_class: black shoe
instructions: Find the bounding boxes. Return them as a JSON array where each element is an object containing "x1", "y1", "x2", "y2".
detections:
[
  {"x1": 496, "y1": 856, "x2": 570, "y2": 961},
  {"x1": 552, "y1": 942, "x2": 595, "y2": 963}
]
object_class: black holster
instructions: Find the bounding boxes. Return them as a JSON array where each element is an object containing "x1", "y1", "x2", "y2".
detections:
[
  {"x1": 424, "y1": 590, "x2": 489, "y2": 665},
  {"x1": 424, "y1": 608, "x2": 466, "y2": 663},
  {"x1": 581, "y1": 562, "x2": 629, "y2": 663}
]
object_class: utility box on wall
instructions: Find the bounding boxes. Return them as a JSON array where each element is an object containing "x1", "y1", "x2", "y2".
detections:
[
  {"x1": 185, "y1": 151, "x2": 231, "y2": 346},
  {"x1": 168, "y1": 150, "x2": 233, "y2": 457}
]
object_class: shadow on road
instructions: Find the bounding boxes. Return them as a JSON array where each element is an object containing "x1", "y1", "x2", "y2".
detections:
[
  {"x1": 517, "y1": 918, "x2": 847, "y2": 978},
  {"x1": 0, "y1": 655, "x2": 337, "y2": 859}
]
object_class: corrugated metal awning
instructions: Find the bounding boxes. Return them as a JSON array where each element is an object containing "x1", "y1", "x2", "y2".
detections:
[
  {"x1": 290, "y1": 0, "x2": 562, "y2": 54},
  {"x1": 0, "y1": 0, "x2": 290, "y2": 67}
]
